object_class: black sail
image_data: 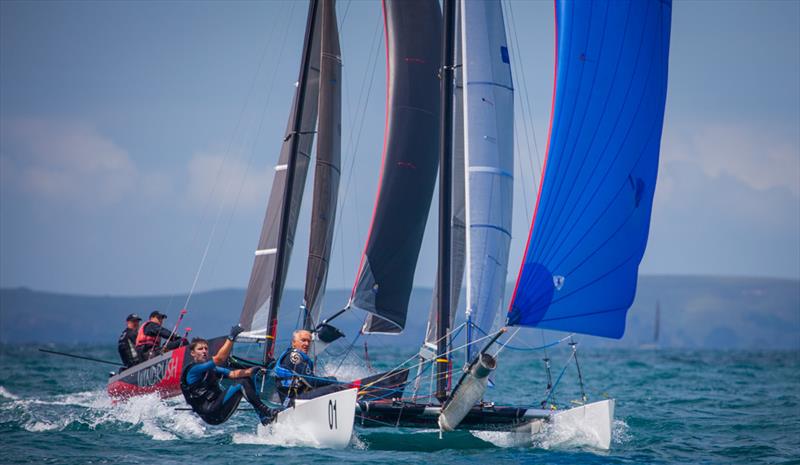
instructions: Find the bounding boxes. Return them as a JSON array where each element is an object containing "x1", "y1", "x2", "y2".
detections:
[
  {"x1": 303, "y1": 0, "x2": 341, "y2": 330},
  {"x1": 351, "y1": 0, "x2": 443, "y2": 334},
  {"x1": 239, "y1": 1, "x2": 322, "y2": 332}
]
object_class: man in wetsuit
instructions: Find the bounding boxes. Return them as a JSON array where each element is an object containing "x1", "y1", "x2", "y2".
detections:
[
  {"x1": 117, "y1": 313, "x2": 142, "y2": 369},
  {"x1": 180, "y1": 325, "x2": 278, "y2": 426},
  {"x1": 274, "y1": 329, "x2": 337, "y2": 402},
  {"x1": 135, "y1": 311, "x2": 186, "y2": 360}
]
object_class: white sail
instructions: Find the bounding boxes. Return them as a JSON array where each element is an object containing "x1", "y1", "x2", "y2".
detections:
[{"x1": 461, "y1": 0, "x2": 514, "y2": 361}]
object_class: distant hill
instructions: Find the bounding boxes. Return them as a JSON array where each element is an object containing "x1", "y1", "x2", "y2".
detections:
[{"x1": 1, "y1": 275, "x2": 798, "y2": 350}]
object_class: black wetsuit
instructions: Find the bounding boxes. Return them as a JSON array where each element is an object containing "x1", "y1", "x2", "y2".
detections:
[
  {"x1": 117, "y1": 328, "x2": 140, "y2": 368},
  {"x1": 180, "y1": 360, "x2": 275, "y2": 425}
]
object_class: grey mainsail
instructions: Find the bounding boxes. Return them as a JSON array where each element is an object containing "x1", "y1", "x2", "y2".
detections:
[
  {"x1": 303, "y1": 0, "x2": 341, "y2": 330},
  {"x1": 351, "y1": 0, "x2": 442, "y2": 334},
  {"x1": 238, "y1": 0, "x2": 322, "y2": 338},
  {"x1": 462, "y1": 0, "x2": 514, "y2": 361}
]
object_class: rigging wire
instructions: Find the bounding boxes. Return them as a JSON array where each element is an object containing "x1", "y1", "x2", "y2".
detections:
[
  {"x1": 334, "y1": 10, "x2": 384, "y2": 290},
  {"x1": 502, "y1": 0, "x2": 556, "y2": 366},
  {"x1": 197, "y1": 0, "x2": 297, "y2": 294},
  {"x1": 503, "y1": 0, "x2": 545, "y2": 194},
  {"x1": 181, "y1": 1, "x2": 298, "y2": 312}
]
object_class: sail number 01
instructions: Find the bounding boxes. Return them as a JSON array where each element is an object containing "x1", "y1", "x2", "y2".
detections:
[{"x1": 327, "y1": 399, "x2": 338, "y2": 430}]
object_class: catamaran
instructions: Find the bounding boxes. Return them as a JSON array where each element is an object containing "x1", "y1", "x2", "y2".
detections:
[{"x1": 105, "y1": 0, "x2": 670, "y2": 450}]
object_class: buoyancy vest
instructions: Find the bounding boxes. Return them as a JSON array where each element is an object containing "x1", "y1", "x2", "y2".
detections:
[
  {"x1": 274, "y1": 348, "x2": 314, "y2": 388},
  {"x1": 135, "y1": 322, "x2": 160, "y2": 349},
  {"x1": 180, "y1": 362, "x2": 223, "y2": 413}
]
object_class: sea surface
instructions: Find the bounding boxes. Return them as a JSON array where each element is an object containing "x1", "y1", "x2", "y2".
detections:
[{"x1": 1, "y1": 344, "x2": 798, "y2": 465}]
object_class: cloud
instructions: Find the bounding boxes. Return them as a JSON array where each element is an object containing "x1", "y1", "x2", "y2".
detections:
[
  {"x1": 640, "y1": 120, "x2": 800, "y2": 278},
  {"x1": 0, "y1": 118, "x2": 137, "y2": 207},
  {"x1": 660, "y1": 122, "x2": 800, "y2": 198},
  {"x1": 184, "y1": 151, "x2": 271, "y2": 212}
]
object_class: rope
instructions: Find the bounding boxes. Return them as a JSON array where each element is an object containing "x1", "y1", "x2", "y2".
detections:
[{"x1": 542, "y1": 349, "x2": 576, "y2": 408}]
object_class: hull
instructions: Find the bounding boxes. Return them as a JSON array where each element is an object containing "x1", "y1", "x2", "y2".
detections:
[
  {"x1": 296, "y1": 368, "x2": 410, "y2": 402},
  {"x1": 546, "y1": 398, "x2": 615, "y2": 450},
  {"x1": 357, "y1": 398, "x2": 615, "y2": 450},
  {"x1": 107, "y1": 336, "x2": 227, "y2": 399},
  {"x1": 270, "y1": 387, "x2": 358, "y2": 448}
]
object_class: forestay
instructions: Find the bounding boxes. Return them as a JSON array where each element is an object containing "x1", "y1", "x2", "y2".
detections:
[{"x1": 508, "y1": 0, "x2": 673, "y2": 338}]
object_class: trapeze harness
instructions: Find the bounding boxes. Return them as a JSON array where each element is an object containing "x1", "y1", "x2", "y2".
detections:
[
  {"x1": 180, "y1": 361, "x2": 223, "y2": 413},
  {"x1": 274, "y1": 348, "x2": 314, "y2": 398}
]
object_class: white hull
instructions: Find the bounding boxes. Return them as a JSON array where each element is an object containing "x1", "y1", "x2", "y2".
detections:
[
  {"x1": 526, "y1": 399, "x2": 615, "y2": 450},
  {"x1": 269, "y1": 387, "x2": 357, "y2": 449}
]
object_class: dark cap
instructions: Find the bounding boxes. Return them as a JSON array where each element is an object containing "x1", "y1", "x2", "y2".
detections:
[
  {"x1": 149, "y1": 310, "x2": 167, "y2": 319},
  {"x1": 126, "y1": 313, "x2": 142, "y2": 322}
]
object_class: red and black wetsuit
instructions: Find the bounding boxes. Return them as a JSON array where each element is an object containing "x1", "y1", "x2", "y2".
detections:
[{"x1": 135, "y1": 321, "x2": 185, "y2": 359}]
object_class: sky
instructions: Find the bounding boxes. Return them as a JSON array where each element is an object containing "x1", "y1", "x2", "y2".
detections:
[{"x1": 1, "y1": 0, "x2": 798, "y2": 297}]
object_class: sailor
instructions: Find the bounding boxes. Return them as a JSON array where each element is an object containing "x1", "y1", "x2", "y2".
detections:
[
  {"x1": 117, "y1": 313, "x2": 142, "y2": 369},
  {"x1": 274, "y1": 329, "x2": 337, "y2": 402},
  {"x1": 135, "y1": 310, "x2": 187, "y2": 359},
  {"x1": 180, "y1": 325, "x2": 278, "y2": 426}
]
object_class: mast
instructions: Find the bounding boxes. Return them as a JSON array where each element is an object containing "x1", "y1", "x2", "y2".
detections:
[
  {"x1": 654, "y1": 300, "x2": 660, "y2": 343},
  {"x1": 435, "y1": 0, "x2": 457, "y2": 402},
  {"x1": 264, "y1": 0, "x2": 321, "y2": 362}
]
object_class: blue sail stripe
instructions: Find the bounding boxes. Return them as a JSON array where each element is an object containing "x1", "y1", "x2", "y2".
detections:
[
  {"x1": 466, "y1": 80, "x2": 515, "y2": 92},
  {"x1": 470, "y1": 224, "x2": 512, "y2": 238},
  {"x1": 469, "y1": 166, "x2": 513, "y2": 178}
]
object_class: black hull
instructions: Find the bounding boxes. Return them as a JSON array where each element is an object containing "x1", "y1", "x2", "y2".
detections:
[
  {"x1": 296, "y1": 368, "x2": 410, "y2": 402},
  {"x1": 356, "y1": 401, "x2": 552, "y2": 431}
]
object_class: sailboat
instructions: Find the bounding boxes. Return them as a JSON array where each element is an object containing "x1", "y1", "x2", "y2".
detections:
[
  {"x1": 108, "y1": 0, "x2": 388, "y2": 447},
  {"x1": 313, "y1": 0, "x2": 673, "y2": 450},
  {"x1": 109, "y1": 0, "x2": 670, "y2": 449}
]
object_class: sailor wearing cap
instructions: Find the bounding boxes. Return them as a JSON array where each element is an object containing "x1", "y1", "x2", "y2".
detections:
[
  {"x1": 134, "y1": 310, "x2": 187, "y2": 360},
  {"x1": 117, "y1": 313, "x2": 142, "y2": 369}
]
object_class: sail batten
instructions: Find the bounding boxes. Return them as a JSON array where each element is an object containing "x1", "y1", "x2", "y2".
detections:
[{"x1": 508, "y1": 0, "x2": 672, "y2": 339}]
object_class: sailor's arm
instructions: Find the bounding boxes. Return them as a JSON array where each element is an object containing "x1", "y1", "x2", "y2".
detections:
[
  {"x1": 287, "y1": 355, "x2": 336, "y2": 388},
  {"x1": 211, "y1": 324, "x2": 246, "y2": 365},
  {"x1": 225, "y1": 366, "x2": 259, "y2": 379}
]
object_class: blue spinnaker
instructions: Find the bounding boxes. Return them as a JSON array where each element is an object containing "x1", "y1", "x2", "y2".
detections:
[{"x1": 507, "y1": 0, "x2": 672, "y2": 338}]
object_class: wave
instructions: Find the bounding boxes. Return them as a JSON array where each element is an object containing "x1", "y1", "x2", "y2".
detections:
[{"x1": 0, "y1": 385, "x2": 209, "y2": 441}]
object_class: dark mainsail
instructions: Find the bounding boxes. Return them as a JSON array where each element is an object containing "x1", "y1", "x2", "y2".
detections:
[
  {"x1": 303, "y1": 0, "x2": 341, "y2": 330},
  {"x1": 238, "y1": 0, "x2": 322, "y2": 343},
  {"x1": 350, "y1": 0, "x2": 443, "y2": 334}
]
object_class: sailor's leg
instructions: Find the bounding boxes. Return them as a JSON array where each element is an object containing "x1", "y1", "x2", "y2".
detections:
[
  {"x1": 197, "y1": 388, "x2": 243, "y2": 425},
  {"x1": 235, "y1": 375, "x2": 278, "y2": 424}
]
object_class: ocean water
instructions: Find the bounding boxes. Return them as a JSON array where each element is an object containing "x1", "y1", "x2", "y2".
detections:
[{"x1": 1, "y1": 344, "x2": 798, "y2": 464}]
